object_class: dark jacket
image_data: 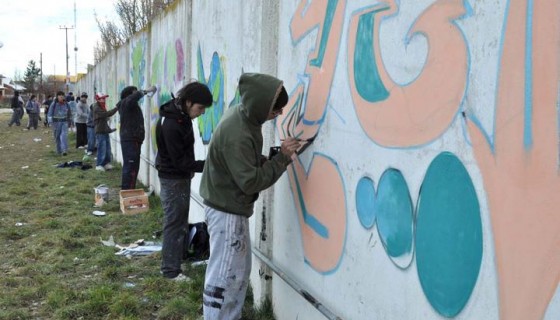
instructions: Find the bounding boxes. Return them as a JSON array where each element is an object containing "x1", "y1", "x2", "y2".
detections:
[
  {"x1": 93, "y1": 102, "x2": 118, "y2": 134},
  {"x1": 155, "y1": 100, "x2": 204, "y2": 179},
  {"x1": 117, "y1": 90, "x2": 146, "y2": 142},
  {"x1": 199, "y1": 73, "x2": 291, "y2": 217}
]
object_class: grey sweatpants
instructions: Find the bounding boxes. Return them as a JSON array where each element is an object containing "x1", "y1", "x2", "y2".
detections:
[{"x1": 203, "y1": 207, "x2": 251, "y2": 320}]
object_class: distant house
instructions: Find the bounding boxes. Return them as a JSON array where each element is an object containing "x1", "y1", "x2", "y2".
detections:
[
  {"x1": 0, "y1": 73, "x2": 80, "y2": 102},
  {"x1": 0, "y1": 75, "x2": 26, "y2": 107},
  {"x1": 44, "y1": 74, "x2": 79, "y2": 93},
  {"x1": 0, "y1": 75, "x2": 26, "y2": 98},
  {"x1": 0, "y1": 75, "x2": 5, "y2": 98}
]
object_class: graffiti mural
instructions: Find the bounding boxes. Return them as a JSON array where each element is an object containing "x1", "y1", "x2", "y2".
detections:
[
  {"x1": 357, "y1": 152, "x2": 483, "y2": 317},
  {"x1": 283, "y1": 0, "x2": 346, "y2": 141},
  {"x1": 348, "y1": 0, "x2": 469, "y2": 147},
  {"x1": 196, "y1": 45, "x2": 226, "y2": 144},
  {"x1": 149, "y1": 39, "x2": 187, "y2": 157},
  {"x1": 130, "y1": 37, "x2": 147, "y2": 90},
  {"x1": 281, "y1": 0, "x2": 559, "y2": 318},
  {"x1": 464, "y1": 0, "x2": 560, "y2": 319},
  {"x1": 276, "y1": 0, "x2": 348, "y2": 273}
]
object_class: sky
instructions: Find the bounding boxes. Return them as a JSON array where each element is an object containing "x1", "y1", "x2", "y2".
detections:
[{"x1": 0, "y1": 0, "x2": 118, "y2": 79}]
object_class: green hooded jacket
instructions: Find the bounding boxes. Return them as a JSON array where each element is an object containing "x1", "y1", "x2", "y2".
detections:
[{"x1": 199, "y1": 73, "x2": 292, "y2": 217}]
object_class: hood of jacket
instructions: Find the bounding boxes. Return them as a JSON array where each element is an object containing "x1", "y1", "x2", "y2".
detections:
[
  {"x1": 238, "y1": 73, "x2": 284, "y2": 126},
  {"x1": 159, "y1": 99, "x2": 187, "y2": 120}
]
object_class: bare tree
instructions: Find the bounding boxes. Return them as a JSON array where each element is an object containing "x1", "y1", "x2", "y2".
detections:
[{"x1": 94, "y1": 0, "x2": 175, "y2": 62}]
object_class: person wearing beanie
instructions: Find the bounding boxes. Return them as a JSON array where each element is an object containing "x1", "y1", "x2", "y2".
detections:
[
  {"x1": 155, "y1": 81, "x2": 213, "y2": 281},
  {"x1": 93, "y1": 93, "x2": 118, "y2": 171},
  {"x1": 47, "y1": 91, "x2": 72, "y2": 155},
  {"x1": 75, "y1": 92, "x2": 90, "y2": 148},
  {"x1": 117, "y1": 85, "x2": 157, "y2": 190},
  {"x1": 200, "y1": 73, "x2": 300, "y2": 319}
]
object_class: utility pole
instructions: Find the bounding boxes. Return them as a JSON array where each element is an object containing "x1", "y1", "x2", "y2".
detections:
[
  {"x1": 40, "y1": 52, "x2": 43, "y2": 93},
  {"x1": 59, "y1": 25, "x2": 74, "y2": 94},
  {"x1": 74, "y1": 1, "x2": 78, "y2": 76}
]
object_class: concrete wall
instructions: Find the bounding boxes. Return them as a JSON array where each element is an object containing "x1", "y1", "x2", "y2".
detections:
[{"x1": 76, "y1": 0, "x2": 560, "y2": 319}]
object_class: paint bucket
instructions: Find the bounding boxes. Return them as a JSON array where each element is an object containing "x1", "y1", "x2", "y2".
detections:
[{"x1": 94, "y1": 184, "x2": 109, "y2": 206}]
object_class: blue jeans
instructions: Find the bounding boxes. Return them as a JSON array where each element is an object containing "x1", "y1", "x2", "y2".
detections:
[
  {"x1": 52, "y1": 121, "x2": 68, "y2": 154},
  {"x1": 121, "y1": 140, "x2": 142, "y2": 190},
  {"x1": 96, "y1": 133, "x2": 111, "y2": 166},
  {"x1": 87, "y1": 126, "x2": 96, "y2": 152},
  {"x1": 160, "y1": 178, "x2": 191, "y2": 278}
]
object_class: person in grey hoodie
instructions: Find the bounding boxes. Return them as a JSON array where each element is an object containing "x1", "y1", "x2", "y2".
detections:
[
  {"x1": 47, "y1": 91, "x2": 72, "y2": 155},
  {"x1": 199, "y1": 73, "x2": 300, "y2": 319},
  {"x1": 25, "y1": 95, "x2": 41, "y2": 130},
  {"x1": 75, "y1": 92, "x2": 90, "y2": 148}
]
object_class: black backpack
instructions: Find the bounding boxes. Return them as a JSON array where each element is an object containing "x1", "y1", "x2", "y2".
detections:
[{"x1": 183, "y1": 222, "x2": 210, "y2": 261}]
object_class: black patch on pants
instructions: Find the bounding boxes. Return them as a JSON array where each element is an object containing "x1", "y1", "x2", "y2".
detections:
[{"x1": 203, "y1": 285, "x2": 225, "y2": 309}]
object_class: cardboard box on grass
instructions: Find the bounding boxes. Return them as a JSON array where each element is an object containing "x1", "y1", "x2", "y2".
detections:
[{"x1": 119, "y1": 189, "x2": 149, "y2": 215}]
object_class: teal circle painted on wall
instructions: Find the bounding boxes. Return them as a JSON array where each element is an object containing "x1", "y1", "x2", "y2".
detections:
[
  {"x1": 375, "y1": 168, "x2": 414, "y2": 267},
  {"x1": 416, "y1": 152, "x2": 482, "y2": 317},
  {"x1": 356, "y1": 177, "x2": 376, "y2": 229}
]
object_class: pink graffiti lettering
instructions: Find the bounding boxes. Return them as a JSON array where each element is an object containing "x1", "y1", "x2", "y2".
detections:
[{"x1": 348, "y1": 0, "x2": 468, "y2": 147}]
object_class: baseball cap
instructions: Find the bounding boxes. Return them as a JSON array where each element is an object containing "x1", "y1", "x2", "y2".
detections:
[
  {"x1": 81, "y1": 92, "x2": 88, "y2": 98},
  {"x1": 95, "y1": 93, "x2": 109, "y2": 101}
]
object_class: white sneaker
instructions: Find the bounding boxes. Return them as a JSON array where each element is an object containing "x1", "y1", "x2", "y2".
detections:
[
  {"x1": 104, "y1": 164, "x2": 113, "y2": 170},
  {"x1": 95, "y1": 166, "x2": 105, "y2": 171},
  {"x1": 171, "y1": 273, "x2": 192, "y2": 282},
  {"x1": 86, "y1": 151, "x2": 93, "y2": 156}
]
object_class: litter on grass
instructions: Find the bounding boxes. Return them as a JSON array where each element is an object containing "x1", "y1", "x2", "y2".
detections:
[
  {"x1": 115, "y1": 244, "x2": 162, "y2": 256},
  {"x1": 192, "y1": 260, "x2": 208, "y2": 267},
  {"x1": 100, "y1": 236, "x2": 162, "y2": 256},
  {"x1": 100, "y1": 235, "x2": 116, "y2": 247},
  {"x1": 92, "y1": 210, "x2": 106, "y2": 216}
]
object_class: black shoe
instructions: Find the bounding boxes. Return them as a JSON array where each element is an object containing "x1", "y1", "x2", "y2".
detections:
[{"x1": 62, "y1": 152, "x2": 67, "y2": 156}]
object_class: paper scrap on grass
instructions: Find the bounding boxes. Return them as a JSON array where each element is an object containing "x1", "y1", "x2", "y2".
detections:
[
  {"x1": 115, "y1": 244, "x2": 162, "y2": 256},
  {"x1": 100, "y1": 235, "x2": 116, "y2": 247},
  {"x1": 100, "y1": 235, "x2": 161, "y2": 256}
]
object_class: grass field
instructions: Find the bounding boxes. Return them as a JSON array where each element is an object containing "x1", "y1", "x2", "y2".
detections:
[{"x1": 0, "y1": 113, "x2": 274, "y2": 320}]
